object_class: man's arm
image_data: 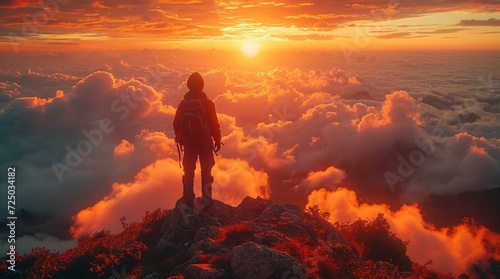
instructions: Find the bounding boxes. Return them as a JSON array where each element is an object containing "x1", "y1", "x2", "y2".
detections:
[{"x1": 206, "y1": 100, "x2": 221, "y2": 143}]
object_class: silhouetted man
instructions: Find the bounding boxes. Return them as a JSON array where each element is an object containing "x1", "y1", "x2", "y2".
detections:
[{"x1": 174, "y1": 72, "x2": 221, "y2": 210}]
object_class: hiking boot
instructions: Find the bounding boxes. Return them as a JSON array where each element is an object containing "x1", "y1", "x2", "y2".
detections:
[
  {"x1": 201, "y1": 197, "x2": 214, "y2": 211},
  {"x1": 183, "y1": 196, "x2": 194, "y2": 208},
  {"x1": 182, "y1": 175, "x2": 195, "y2": 207}
]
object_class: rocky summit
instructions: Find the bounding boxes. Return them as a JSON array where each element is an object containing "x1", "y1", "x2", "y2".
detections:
[
  {"x1": 147, "y1": 197, "x2": 397, "y2": 279},
  {"x1": 4, "y1": 196, "x2": 460, "y2": 278}
]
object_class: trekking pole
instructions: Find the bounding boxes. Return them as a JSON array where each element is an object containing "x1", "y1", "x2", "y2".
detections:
[
  {"x1": 176, "y1": 142, "x2": 183, "y2": 169},
  {"x1": 213, "y1": 142, "x2": 224, "y2": 156}
]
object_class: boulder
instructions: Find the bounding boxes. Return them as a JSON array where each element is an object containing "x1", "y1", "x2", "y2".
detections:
[
  {"x1": 237, "y1": 196, "x2": 273, "y2": 219},
  {"x1": 230, "y1": 242, "x2": 306, "y2": 279},
  {"x1": 187, "y1": 237, "x2": 226, "y2": 256},
  {"x1": 171, "y1": 263, "x2": 228, "y2": 279},
  {"x1": 194, "y1": 225, "x2": 222, "y2": 242},
  {"x1": 184, "y1": 263, "x2": 227, "y2": 279},
  {"x1": 156, "y1": 199, "x2": 243, "y2": 257},
  {"x1": 143, "y1": 272, "x2": 161, "y2": 279}
]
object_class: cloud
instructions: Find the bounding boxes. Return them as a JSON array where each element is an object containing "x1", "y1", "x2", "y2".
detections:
[
  {"x1": 0, "y1": 51, "x2": 498, "y2": 267},
  {"x1": 0, "y1": 70, "x2": 172, "y2": 225},
  {"x1": 0, "y1": 81, "x2": 21, "y2": 102},
  {"x1": 212, "y1": 157, "x2": 270, "y2": 206},
  {"x1": 0, "y1": 69, "x2": 78, "y2": 99},
  {"x1": 459, "y1": 18, "x2": 500, "y2": 26},
  {"x1": 114, "y1": 139, "x2": 135, "y2": 156},
  {"x1": 297, "y1": 166, "x2": 345, "y2": 191},
  {"x1": 1, "y1": 0, "x2": 497, "y2": 47},
  {"x1": 178, "y1": 67, "x2": 497, "y2": 212},
  {"x1": 69, "y1": 158, "x2": 183, "y2": 238},
  {"x1": 70, "y1": 156, "x2": 269, "y2": 237},
  {"x1": 0, "y1": 0, "x2": 36, "y2": 8},
  {"x1": 376, "y1": 32, "x2": 413, "y2": 39},
  {"x1": 0, "y1": 234, "x2": 77, "y2": 255},
  {"x1": 306, "y1": 187, "x2": 500, "y2": 274},
  {"x1": 416, "y1": 28, "x2": 468, "y2": 34}
]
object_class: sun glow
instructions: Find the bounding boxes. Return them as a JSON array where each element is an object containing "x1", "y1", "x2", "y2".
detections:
[{"x1": 241, "y1": 40, "x2": 259, "y2": 57}]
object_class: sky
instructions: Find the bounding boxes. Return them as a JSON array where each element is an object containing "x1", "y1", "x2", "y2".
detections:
[
  {"x1": 0, "y1": 0, "x2": 499, "y2": 52},
  {"x1": 0, "y1": 0, "x2": 499, "y2": 276}
]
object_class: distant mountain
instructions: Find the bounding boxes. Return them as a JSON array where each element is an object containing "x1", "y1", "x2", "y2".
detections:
[
  {"x1": 2, "y1": 196, "x2": 493, "y2": 278},
  {"x1": 421, "y1": 187, "x2": 500, "y2": 233}
]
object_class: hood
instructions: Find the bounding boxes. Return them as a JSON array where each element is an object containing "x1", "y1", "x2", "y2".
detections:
[{"x1": 187, "y1": 72, "x2": 204, "y2": 92}]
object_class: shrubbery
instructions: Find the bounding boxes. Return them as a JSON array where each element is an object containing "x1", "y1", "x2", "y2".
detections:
[
  {"x1": 336, "y1": 213, "x2": 413, "y2": 272},
  {"x1": 0, "y1": 208, "x2": 167, "y2": 278},
  {"x1": 214, "y1": 222, "x2": 254, "y2": 246},
  {"x1": 0, "y1": 207, "x2": 474, "y2": 278}
]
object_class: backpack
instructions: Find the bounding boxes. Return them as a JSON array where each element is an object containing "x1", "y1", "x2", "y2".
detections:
[{"x1": 177, "y1": 98, "x2": 211, "y2": 143}]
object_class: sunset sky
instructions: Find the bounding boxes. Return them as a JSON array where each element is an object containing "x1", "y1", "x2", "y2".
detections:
[
  {"x1": 0, "y1": 0, "x2": 499, "y2": 276},
  {"x1": 0, "y1": 0, "x2": 499, "y2": 52}
]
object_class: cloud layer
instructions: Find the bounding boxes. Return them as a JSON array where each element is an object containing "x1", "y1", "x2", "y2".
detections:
[{"x1": 0, "y1": 50, "x2": 498, "y2": 274}]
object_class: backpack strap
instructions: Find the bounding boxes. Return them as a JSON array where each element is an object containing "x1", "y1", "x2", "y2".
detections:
[{"x1": 176, "y1": 142, "x2": 183, "y2": 169}]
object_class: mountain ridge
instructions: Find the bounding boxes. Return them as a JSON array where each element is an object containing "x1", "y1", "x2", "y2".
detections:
[
  {"x1": 2, "y1": 196, "x2": 493, "y2": 278},
  {"x1": 146, "y1": 196, "x2": 421, "y2": 278}
]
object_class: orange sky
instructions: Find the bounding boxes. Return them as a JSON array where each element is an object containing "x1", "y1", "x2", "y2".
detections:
[{"x1": 0, "y1": 0, "x2": 499, "y2": 52}]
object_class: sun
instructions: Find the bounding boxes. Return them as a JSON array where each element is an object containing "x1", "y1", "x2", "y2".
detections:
[{"x1": 241, "y1": 40, "x2": 259, "y2": 57}]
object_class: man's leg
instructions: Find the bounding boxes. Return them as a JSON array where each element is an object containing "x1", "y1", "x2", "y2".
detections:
[
  {"x1": 199, "y1": 141, "x2": 215, "y2": 208},
  {"x1": 182, "y1": 144, "x2": 197, "y2": 207}
]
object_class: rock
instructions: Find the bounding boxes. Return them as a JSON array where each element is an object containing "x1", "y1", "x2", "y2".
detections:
[
  {"x1": 237, "y1": 196, "x2": 273, "y2": 219},
  {"x1": 156, "y1": 200, "x2": 242, "y2": 257},
  {"x1": 230, "y1": 242, "x2": 306, "y2": 279},
  {"x1": 311, "y1": 216, "x2": 346, "y2": 244},
  {"x1": 194, "y1": 225, "x2": 221, "y2": 242},
  {"x1": 257, "y1": 204, "x2": 289, "y2": 222},
  {"x1": 187, "y1": 237, "x2": 226, "y2": 256},
  {"x1": 171, "y1": 263, "x2": 227, "y2": 279},
  {"x1": 153, "y1": 197, "x2": 352, "y2": 278},
  {"x1": 184, "y1": 263, "x2": 227, "y2": 279},
  {"x1": 250, "y1": 203, "x2": 346, "y2": 244},
  {"x1": 143, "y1": 272, "x2": 162, "y2": 279},
  {"x1": 154, "y1": 238, "x2": 182, "y2": 258},
  {"x1": 253, "y1": 230, "x2": 288, "y2": 246}
]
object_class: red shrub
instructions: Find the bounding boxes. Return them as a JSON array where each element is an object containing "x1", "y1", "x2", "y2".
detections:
[
  {"x1": 336, "y1": 213, "x2": 413, "y2": 272},
  {"x1": 273, "y1": 238, "x2": 313, "y2": 262},
  {"x1": 2, "y1": 209, "x2": 163, "y2": 278},
  {"x1": 214, "y1": 222, "x2": 254, "y2": 246}
]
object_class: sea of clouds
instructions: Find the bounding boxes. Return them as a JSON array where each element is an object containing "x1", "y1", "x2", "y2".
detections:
[{"x1": 0, "y1": 49, "x2": 498, "y2": 273}]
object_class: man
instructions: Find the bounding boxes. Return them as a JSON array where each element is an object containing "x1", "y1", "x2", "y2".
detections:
[{"x1": 173, "y1": 72, "x2": 221, "y2": 209}]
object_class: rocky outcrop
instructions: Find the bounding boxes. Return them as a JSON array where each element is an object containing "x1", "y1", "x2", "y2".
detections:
[
  {"x1": 230, "y1": 242, "x2": 306, "y2": 279},
  {"x1": 151, "y1": 196, "x2": 352, "y2": 278}
]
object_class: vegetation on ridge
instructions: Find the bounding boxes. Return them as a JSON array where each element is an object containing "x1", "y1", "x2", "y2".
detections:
[{"x1": 0, "y1": 199, "x2": 493, "y2": 279}]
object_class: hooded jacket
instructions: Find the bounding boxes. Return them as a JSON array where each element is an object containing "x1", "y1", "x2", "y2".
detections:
[{"x1": 173, "y1": 73, "x2": 221, "y2": 143}]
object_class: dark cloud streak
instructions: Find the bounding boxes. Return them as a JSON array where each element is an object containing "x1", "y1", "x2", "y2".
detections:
[{"x1": 459, "y1": 18, "x2": 500, "y2": 26}]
